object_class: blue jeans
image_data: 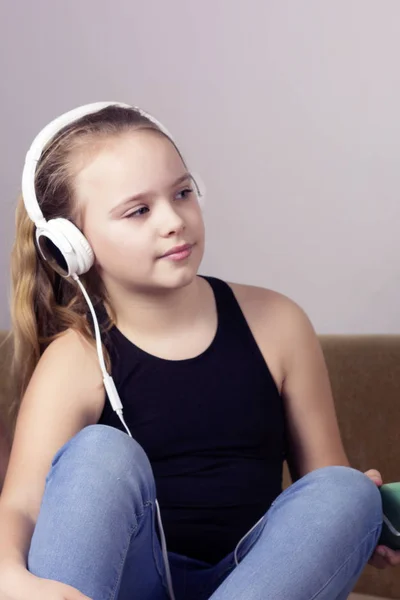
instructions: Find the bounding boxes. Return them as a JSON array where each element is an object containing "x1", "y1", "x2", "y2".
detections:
[{"x1": 28, "y1": 425, "x2": 383, "y2": 600}]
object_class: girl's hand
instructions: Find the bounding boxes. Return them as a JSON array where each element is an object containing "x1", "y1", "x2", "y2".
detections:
[
  {"x1": 364, "y1": 469, "x2": 400, "y2": 569},
  {"x1": 0, "y1": 563, "x2": 93, "y2": 600}
]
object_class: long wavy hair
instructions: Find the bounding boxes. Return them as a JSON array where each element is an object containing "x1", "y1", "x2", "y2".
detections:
[{"x1": 8, "y1": 105, "x2": 179, "y2": 435}]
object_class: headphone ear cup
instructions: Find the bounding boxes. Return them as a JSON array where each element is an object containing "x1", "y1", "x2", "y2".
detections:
[{"x1": 36, "y1": 218, "x2": 94, "y2": 277}]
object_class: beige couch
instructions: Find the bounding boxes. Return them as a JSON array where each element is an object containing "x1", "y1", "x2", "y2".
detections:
[{"x1": 1, "y1": 331, "x2": 399, "y2": 599}]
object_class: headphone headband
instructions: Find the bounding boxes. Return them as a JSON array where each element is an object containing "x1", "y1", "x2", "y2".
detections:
[{"x1": 21, "y1": 101, "x2": 176, "y2": 225}]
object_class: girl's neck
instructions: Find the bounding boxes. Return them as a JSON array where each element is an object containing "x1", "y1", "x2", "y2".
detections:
[{"x1": 106, "y1": 275, "x2": 209, "y2": 339}]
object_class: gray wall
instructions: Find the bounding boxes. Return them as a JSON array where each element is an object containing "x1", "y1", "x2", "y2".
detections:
[{"x1": 1, "y1": 1, "x2": 400, "y2": 332}]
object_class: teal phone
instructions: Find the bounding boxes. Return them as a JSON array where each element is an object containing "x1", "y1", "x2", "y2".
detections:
[{"x1": 378, "y1": 483, "x2": 400, "y2": 550}]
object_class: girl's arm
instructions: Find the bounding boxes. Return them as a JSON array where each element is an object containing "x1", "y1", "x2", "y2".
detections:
[{"x1": 0, "y1": 330, "x2": 105, "y2": 595}]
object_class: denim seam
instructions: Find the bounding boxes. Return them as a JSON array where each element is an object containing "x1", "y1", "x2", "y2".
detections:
[
  {"x1": 108, "y1": 500, "x2": 152, "y2": 600},
  {"x1": 308, "y1": 524, "x2": 382, "y2": 600},
  {"x1": 151, "y1": 502, "x2": 172, "y2": 595}
]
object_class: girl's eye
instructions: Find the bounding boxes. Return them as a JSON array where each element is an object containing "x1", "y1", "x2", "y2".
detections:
[
  {"x1": 125, "y1": 206, "x2": 149, "y2": 218},
  {"x1": 175, "y1": 187, "x2": 194, "y2": 201},
  {"x1": 124, "y1": 187, "x2": 193, "y2": 218}
]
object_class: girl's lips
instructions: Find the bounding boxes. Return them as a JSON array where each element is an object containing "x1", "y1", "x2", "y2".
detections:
[{"x1": 161, "y1": 244, "x2": 194, "y2": 261}]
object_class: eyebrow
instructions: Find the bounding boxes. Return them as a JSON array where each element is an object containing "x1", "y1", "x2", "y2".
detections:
[{"x1": 110, "y1": 172, "x2": 193, "y2": 215}]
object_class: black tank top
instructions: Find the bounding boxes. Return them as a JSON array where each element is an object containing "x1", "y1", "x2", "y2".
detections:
[{"x1": 98, "y1": 276, "x2": 286, "y2": 564}]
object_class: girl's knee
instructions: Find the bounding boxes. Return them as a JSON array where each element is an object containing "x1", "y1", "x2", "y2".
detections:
[
  {"x1": 68, "y1": 424, "x2": 148, "y2": 466},
  {"x1": 305, "y1": 465, "x2": 382, "y2": 526},
  {"x1": 50, "y1": 424, "x2": 155, "y2": 500}
]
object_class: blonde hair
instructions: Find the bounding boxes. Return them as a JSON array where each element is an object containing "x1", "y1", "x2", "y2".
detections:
[{"x1": 8, "y1": 105, "x2": 179, "y2": 434}]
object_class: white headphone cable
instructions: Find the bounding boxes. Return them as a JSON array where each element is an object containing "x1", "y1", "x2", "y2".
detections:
[{"x1": 72, "y1": 273, "x2": 176, "y2": 600}]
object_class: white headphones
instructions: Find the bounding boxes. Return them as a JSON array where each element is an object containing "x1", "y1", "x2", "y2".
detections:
[{"x1": 22, "y1": 101, "x2": 204, "y2": 278}]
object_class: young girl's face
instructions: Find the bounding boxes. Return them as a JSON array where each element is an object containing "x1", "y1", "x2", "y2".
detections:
[{"x1": 73, "y1": 129, "x2": 205, "y2": 293}]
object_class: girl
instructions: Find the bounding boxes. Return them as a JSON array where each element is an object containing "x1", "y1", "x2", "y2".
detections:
[{"x1": 0, "y1": 102, "x2": 394, "y2": 600}]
